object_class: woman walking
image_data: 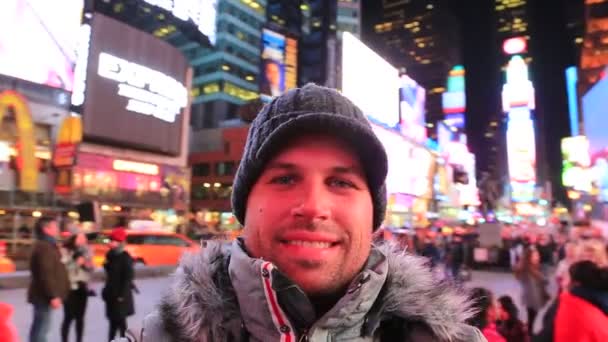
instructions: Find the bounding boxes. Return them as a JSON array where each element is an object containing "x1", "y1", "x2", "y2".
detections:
[
  {"x1": 102, "y1": 228, "x2": 135, "y2": 341},
  {"x1": 514, "y1": 247, "x2": 549, "y2": 334},
  {"x1": 61, "y1": 232, "x2": 94, "y2": 342}
]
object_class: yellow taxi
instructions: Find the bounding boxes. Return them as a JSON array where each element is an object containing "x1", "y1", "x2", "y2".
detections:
[{"x1": 87, "y1": 230, "x2": 200, "y2": 267}]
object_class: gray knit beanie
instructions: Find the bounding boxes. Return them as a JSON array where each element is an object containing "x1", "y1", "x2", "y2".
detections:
[{"x1": 232, "y1": 83, "x2": 388, "y2": 230}]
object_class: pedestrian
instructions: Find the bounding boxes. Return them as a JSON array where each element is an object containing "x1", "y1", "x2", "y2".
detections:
[
  {"x1": 421, "y1": 232, "x2": 441, "y2": 269},
  {"x1": 447, "y1": 234, "x2": 466, "y2": 282},
  {"x1": 102, "y1": 228, "x2": 135, "y2": 341},
  {"x1": 27, "y1": 216, "x2": 70, "y2": 342},
  {"x1": 496, "y1": 295, "x2": 528, "y2": 342},
  {"x1": 554, "y1": 241, "x2": 579, "y2": 293},
  {"x1": 579, "y1": 238, "x2": 608, "y2": 267},
  {"x1": 141, "y1": 84, "x2": 484, "y2": 341},
  {"x1": 514, "y1": 247, "x2": 549, "y2": 334},
  {"x1": 467, "y1": 288, "x2": 506, "y2": 342},
  {"x1": 554, "y1": 260, "x2": 608, "y2": 341},
  {"x1": 61, "y1": 231, "x2": 94, "y2": 342}
]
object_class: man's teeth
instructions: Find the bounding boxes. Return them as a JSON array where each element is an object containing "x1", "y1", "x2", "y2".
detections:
[{"x1": 286, "y1": 240, "x2": 332, "y2": 248}]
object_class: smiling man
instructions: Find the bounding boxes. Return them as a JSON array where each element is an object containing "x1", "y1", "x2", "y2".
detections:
[{"x1": 141, "y1": 84, "x2": 485, "y2": 341}]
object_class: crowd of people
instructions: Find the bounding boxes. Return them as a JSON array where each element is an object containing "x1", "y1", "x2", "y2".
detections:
[
  {"x1": 465, "y1": 227, "x2": 608, "y2": 342},
  {"x1": 0, "y1": 217, "x2": 137, "y2": 342}
]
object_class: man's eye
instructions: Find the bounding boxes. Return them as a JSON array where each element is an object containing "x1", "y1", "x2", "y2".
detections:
[
  {"x1": 269, "y1": 175, "x2": 296, "y2": 185},
  {"x1": 329, "y1": 178, "x2": 356, "y2": 189}
]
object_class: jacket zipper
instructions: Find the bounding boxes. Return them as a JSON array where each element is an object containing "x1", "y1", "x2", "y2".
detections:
[{"x1": 298, "y1": 329, "x2": 309, "y2": 342}]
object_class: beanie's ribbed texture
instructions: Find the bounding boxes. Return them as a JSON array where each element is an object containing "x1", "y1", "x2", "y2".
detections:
[{"x1": 231, "y1": 83, "x2": 389, "y2": 230}]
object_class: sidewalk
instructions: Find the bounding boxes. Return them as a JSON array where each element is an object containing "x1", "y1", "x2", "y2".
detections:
[{"x1": 0, "y1": 264, "x2": 176, "y2": 289}]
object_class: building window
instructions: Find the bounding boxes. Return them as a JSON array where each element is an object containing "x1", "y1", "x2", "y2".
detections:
[
  {"x1": 192, "y1": 163, "x2": 211, "y2": 177},
  {"x1": 216, "y1": 161, "x2": 236, "y2": 176}
]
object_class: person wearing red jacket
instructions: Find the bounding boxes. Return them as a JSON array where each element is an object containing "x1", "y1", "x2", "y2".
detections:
[
  {"x1": 554, "y1": 260, "x2": 608, "y2": 342},
  {"x1": 0, "y1": 302, "x2": 19, "y2": 342}
]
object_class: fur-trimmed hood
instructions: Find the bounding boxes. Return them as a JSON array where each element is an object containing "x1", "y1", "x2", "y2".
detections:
[{"x1": 142, "y1": 241, "x2": 484, "y2": 342}]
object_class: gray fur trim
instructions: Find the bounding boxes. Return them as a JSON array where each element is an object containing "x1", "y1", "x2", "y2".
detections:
[
  {"x1": 377, "y1": 242, "x2": 478, "y2": 341},
  {"x1": 156, "y1": 241, "x2": 477, "y2": 341},
  {"x1": 159, "y1": 242, "x2": 240, "y2": 342}
]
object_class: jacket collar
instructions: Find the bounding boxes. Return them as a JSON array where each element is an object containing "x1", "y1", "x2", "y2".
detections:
[
  {"x1": 159, "y1": 241, "x2": 476, "y2": 341},
  {"x1": 228, "y1": 239, "x2": 388, "y2": 340}
]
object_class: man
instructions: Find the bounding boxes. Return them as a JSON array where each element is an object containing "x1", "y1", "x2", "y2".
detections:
[
  {"x1": 142, "y1": 84, "x2": 485, "y2": 341},
  {"x1": 28, "y1": 216, "x2": 70, "y2": 342}
]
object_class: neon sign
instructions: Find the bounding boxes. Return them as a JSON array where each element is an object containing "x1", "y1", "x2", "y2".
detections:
[
  {"x1": 112, "y1": 159, "x2": 159, "y2": 175},
  {"x1": 97, "y1": 52, "x2": 188, "y2": 123}
]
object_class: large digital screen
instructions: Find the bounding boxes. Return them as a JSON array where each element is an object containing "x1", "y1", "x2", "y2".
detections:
[
  {"x1": 562, "y1": 136, "x2": 592, "y2": 191},
  {"x1": 399, "y1": 74, "x2": 427, "y2": 143},
  {"x1": 74, "y1": 14, "x2": 188, "y2": 156},
  {"x1": 583, "y1": 76, "x2": 608, "y2": 201},
  {"x1": 507, "y1": 107, "x2": 536, "y2": 201},
  {"x1": 0, "y1": 0, "x2": 83, "y2": 91},
  {"x1": 372, "y1": 124, "x2": 433, "y2": 197},
  {"x1": 342, "y1": 32, "x2": 401, "y2": 129},
  {"x1": 260, "y1": 29, "x2": 286, "y2": 99}
]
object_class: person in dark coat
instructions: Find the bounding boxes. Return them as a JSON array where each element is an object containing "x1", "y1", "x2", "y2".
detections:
[
  {"x1": 28, "y1": 216, "x2": 70, "y2": 342},
  {"x1": 102, "y1": 228, "x2": 135, "y2": 341}
]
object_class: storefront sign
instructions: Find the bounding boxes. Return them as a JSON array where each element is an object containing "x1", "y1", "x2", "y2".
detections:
[
  {"x1": 112, "y1": 159, "x2": 159, "y2": 175},
  {"x1": 55, "y1": 168, "x2": 73, "y2": 194}
]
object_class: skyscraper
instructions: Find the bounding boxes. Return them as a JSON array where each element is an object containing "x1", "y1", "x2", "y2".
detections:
[
  {"x1": 188, "y1": 0, "x2": 266, "y2": 130},
  {"x1": 366, "y1": 0, "x2": 461, "y2": 130},
  {"x1": 579, "y1": 0, "x2": 608, "y2": 97}
]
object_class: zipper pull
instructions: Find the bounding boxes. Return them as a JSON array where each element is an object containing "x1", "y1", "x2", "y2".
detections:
[{"x1": 298, "y1": 329, "x2": 309, "y2": 342}]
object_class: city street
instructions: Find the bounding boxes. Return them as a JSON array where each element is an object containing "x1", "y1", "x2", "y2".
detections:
[{"x1": 3, "y1": 269, "x2": 530, "y2": 341}]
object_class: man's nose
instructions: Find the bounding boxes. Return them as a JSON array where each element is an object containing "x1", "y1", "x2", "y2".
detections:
[{"x1": 291, "y1": 181, "x2": 331, "y2": 221}]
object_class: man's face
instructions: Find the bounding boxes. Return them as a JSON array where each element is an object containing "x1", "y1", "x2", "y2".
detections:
[
  {"x1": 244, "y1": 135, "x2": 374, "y2": 296},
  {"x1": 43, "y1": 220, "x2": 59, "y2": 238}
]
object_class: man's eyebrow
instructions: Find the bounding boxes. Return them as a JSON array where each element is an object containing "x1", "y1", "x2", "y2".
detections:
[
  {"x1": 265, "y1": 162, "x2": 298, "y2": 171},
  {"x1": 332, "y1": 165, "x2": 365, "y2": 176}
]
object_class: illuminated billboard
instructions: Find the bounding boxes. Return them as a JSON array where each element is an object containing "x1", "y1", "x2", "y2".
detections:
[
  {"x1": 583, "y1": 75, "x2": 608, "y2": 201},
  {"x1": 399, "y1": 74, "x2": 426, "y2": 143},
  {"x1": 372, "y1": 124, "x2": 433, "y2": 198},
  {"x1": 502, "y1": 55, "x2": 535, "y2": 112},
  {"x1": 342, "y1": 32, "x2": 401, "y2": 129},
  {"x1": 72, "y1": 14, "x2": 189, "y2": 156},
  {"x1": 260, "y1": 28, "x2": 298, "y2": 100},
  {"x1": 562, "y1": 136, "x2": 592, "y2": 192},
  {"x1": 502, "y1": 37, "x2": 527, "y2": 55},
  {"x1": 507, "y1": 108, "x2": 536, "y2": 201},
  {"x1": 260, "y1": 29, "x2": 286, "y2": 98},
  {"x1": 442, "y1": 65, "x2": 466, "y2": 114},
  {"x1": 0, "y1": 0, "x2": 83, "y2": 91}
]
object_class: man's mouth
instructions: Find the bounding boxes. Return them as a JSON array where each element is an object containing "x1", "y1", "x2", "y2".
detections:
[{"x1": 282, "y1": 240, "x2": 337, "y2": 248}]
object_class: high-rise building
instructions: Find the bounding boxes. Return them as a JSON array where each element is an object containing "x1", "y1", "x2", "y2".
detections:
[
  {"x1": 337, "y1": 0, "x2": 362, "y2": 38},
  {"x1": 188, "y1": 0, "x2": 266, "y2": 130},
  {"x1": 579, "y1": 0, "x2": 608, "y2": 97},
  {"x1": 367, "y1": 0, "x2": 461, "y2": 131}
]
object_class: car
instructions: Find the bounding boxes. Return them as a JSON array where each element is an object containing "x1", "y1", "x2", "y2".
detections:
[{"x1": 86, "y1": 230, "x2": 200, "y2": 267}]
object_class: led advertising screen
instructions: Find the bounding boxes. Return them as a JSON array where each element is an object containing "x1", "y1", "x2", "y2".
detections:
[
  {"x1": 342, "y1": 32, "x2": 401, "y2": 129},
  {"x1": 0, "y1": 0, "x2": 83, "y2": 91},
  {"x1": 399, "y1": 74, "x2": 427, "y2": 143},
  {"x1": 562, "y1": 136, "x2": 592, "y2": 192},
  {"x1": 372, "y1": 124, "x2": 433, "y2": 198},
  {"x1": 75, "y1": 14, "x2": 189, "y2": 156},
  {"x1": 583, "y1": 76, "x2": 608, "y2": 201},
  {"x1": 507, "y1": 107, "x2": 536, "y2": 201}
]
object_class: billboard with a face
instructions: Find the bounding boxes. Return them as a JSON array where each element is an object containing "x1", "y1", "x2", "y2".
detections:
[{"x1": 73, "y1": 14, "x2": 189, "y2": 156}]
